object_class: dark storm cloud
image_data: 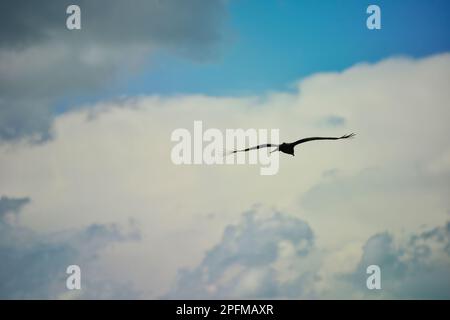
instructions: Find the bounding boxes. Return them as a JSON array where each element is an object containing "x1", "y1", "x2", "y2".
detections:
[
  {"x1": 0, "y1": 196, "x2": 141, "y2": 299},
  {"x1": 0, "y1": 0, "x2": 228, "y2": 142},
  {"x1": 0, "y1": 0, "x2": 226, "y2": 54},
  {"x1": 0, "y1": 1, "x2": 63, "y2": 48}
]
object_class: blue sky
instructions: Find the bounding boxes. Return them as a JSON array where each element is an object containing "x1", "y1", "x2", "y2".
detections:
[
  {"x1": 119, "y1": 0, "x2": 450, "y2": 96},
  {"x1": 53, "y1": 0, "x2": 450, "y2": 112}
]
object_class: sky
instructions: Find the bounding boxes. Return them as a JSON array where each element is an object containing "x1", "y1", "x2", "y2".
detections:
[
  {"x1": 1, "y1": 0, "x2": 450, "y2": 299},
  {"x1": 123, "y1": 0, "x2": 450, "y2": 96}
]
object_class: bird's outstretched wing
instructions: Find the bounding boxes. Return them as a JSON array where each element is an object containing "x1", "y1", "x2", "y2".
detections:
[
  {"x1": 292, "y1": 133, "x2": 355, "y2": 147},
  {"x1": 228, "y1": 143, "x2": 279, "y2": 154}
]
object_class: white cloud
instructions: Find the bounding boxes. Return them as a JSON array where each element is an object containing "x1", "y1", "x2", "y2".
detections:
[{"x1": 1, "y1": 53, "x2": 450, "y2": 298}]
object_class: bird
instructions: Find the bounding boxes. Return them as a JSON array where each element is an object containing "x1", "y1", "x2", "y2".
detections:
[{"x1": 228, "y1": 133, "x2": 355, "y2": 156}]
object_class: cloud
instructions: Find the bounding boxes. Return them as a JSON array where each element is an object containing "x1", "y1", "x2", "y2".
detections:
[
  {"x1": 0, "y1": 196, "x2": 140, "y2": 299},
  {"x1": 165, "y1": 209, "x2": 319, "y2": 299},
  {"x1": 166, "y1": 208, "x2": 450, "y2": 299},
  {"x1": 0, "y1": 0, "x2": 228, "y2": 142},
  {"x1": 339, "y1": 222, "x2": 450, "y2": 299},
  {"x1": 0, "y1": 195, "x2": 30, "y2": 217},
  {"x1": 0, "y1": 0, "x2": 226, "y2": 52},
  {"x1": 301, "y1": 166, "x2": 450, "y2": 239},
  {"x1": 0, "y1": 53, "x2": 449, "y2": 298}
]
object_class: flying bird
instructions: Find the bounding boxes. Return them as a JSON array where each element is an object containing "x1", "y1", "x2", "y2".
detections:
[{"x1": 229, "y1": 133, "x2": 355, "y2": 156}]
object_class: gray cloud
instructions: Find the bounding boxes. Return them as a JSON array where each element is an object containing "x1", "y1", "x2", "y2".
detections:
[
  {"x1": 0, "y1": 0, "x2": 225, "y2": 50},
  {"x1": 165, "y1": 210, "x2": 319, "y2": 299},
  {"x1": 165, "y1": 207, "x2": 450, "y2": 299},
  {"x1": 0, "y1": 196, "x2": 30, "y2": 217},
  {"x1": 0, "y1": 0, "x2": 228, "y2": 142},
  {"x1": 342, "y1": 222, "x2": 450, "y2": 299},
  {"x1": 0, "y1": 196, "x2": 141, "y2": 299}
]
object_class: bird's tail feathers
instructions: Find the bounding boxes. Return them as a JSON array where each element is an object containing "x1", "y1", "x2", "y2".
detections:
[{"x1": 340, "y1": 133, "x2": 356, "y2": 139}]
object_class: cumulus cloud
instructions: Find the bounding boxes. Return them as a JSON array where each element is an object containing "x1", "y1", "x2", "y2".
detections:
[
  {"x1": 0, "y1": 53, "x2": 449, "y2": 298},
  {"x1": 339, "y1": 222, "x2": 450, "y2": 299},
  {"x1": 0, "y1": 0, "x2": 228, "y2": 142},
  {"x1": 166, "y1": 210, "x2": 318, "y2": 299},
  {"x1": 167, "y1": 209, "x2": 450, "y2": 299},
  {"x1": 0, "y1": 195, "x2": 140, "y2": 299}
]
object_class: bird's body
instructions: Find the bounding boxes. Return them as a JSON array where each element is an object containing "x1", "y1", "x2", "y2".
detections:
[
  {"x1": 229, "y1": 133, "x2": 355, "y2": 156},
  {"x1": 278, "y1": 142, "x2": 296, "y2": 156}
]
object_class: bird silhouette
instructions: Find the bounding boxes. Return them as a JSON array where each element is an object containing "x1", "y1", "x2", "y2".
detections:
[{"x1": 229, "y1": 133, "x2": 355, "y2": 156}]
